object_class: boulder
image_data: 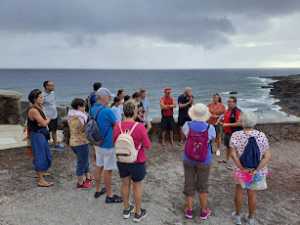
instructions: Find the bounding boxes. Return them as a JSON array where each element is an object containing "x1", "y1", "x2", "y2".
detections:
[{"x1": 0, "y1": 90, "x2": 22, "y2": 125}]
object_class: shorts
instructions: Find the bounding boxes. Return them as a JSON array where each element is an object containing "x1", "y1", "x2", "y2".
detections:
[
  {"x1": 161, "y1": 116, "x2": 176, "y2": 131},
  {"x1": 214, "y1": 124, "x2": 222, "y2": 138},
  {"x1": 94, "y1": 146, "x2": 117, "y2": 171},
  {"x1": 183, "y1": 161, "x2": 210, "y2": 196},
  {"x1": 178, "y1": 115, "x2": 191, "y2": 127},
  {"x1": 48, "y1": 118, "x2": 58, "y2": 132},
  {"x1": 224, "y1": 133, "x2": 232, "y2": 148},
  {"x1": 117, "y1": 162, "x2": 146, "y2": 182}
]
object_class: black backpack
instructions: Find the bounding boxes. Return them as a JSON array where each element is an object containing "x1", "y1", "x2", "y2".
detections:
[{"x1": 239, "y1": 136, "x2": 261, "y2": 169}]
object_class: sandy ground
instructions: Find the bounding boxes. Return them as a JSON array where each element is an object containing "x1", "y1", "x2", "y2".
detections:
[{"x1": 0, "y1": 140, "x2": 299, "y2": 225}]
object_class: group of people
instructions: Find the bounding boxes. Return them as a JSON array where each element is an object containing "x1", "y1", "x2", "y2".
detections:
[{"x1": 26, "y1": 81, "x2": 271, "y2": 225}]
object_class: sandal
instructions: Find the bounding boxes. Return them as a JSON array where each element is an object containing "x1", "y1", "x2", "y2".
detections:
[
  {"x1": 105, "y1": 194, "x2": 123, "y2": 204},
  {"x1": 37, "y1": 182, "x2": 54, "y2": 188}
]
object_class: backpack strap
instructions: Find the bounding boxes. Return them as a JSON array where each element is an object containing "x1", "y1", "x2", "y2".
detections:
[
  {"x1": 129, "y1": 122, "x2": 139, "y2": 136},
  {"x1": 94, "y1": 107, "x2": 104, "y2": 121},
  {"x1": 118, "y1": 122, "x2": 124, "y2": 134}
]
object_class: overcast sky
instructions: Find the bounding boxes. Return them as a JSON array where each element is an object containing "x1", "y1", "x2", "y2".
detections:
[{"x1": 1, "y1": 0, "x2": 300, "y2": 69}]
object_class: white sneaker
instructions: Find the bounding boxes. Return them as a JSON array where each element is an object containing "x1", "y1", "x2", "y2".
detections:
[
  {"x1": 247, "y1": 217, "x2": 255, "y2": 225},
  {"x1": 232, "y1": 212, "x2": 242, "y2": 225}
]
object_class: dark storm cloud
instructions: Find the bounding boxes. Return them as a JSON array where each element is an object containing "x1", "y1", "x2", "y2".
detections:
[{"x1": 0, "y1": 0, "x2": 300, "y2": 48}]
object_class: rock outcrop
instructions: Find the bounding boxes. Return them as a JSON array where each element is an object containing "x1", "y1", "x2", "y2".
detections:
[
  {"x1": 269, "y1": 74, "x2": 300, "y2": 117},
  {"x1": 0, "y1": 90, "x2": 22, "y2": 124}
]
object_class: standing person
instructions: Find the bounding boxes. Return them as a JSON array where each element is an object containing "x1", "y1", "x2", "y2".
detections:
[
  {"x1": 208, "y1": 94, "x2": 226, "y2": 156},
  {"x1": 113, "y1": 100, "x2": 152, "y2": 222},
  {"x1": 182, "y1": 103, "x2": 216, "y2": 220},
  {"x1": 87, "y1": 82, "x2": 102, "y2": 112},
  {"x1": 230, "y1": 112, "x2": 271, "y2": 225},
  {"x1": 67, "y1": 98, "x2": 92, "y2": 189},
  {"x1": 140, "y1": 89, "x2": 150, "y2": 125},
  {"x1": 111, "y1": 96, "x2": 123, "y2": 122},
  {"x1": 219, "y1": 96, "x2": 242, "y2": 163},
  {"x1": 178, "y1": 87, "x2": 193, "y2": 144},
  {"x1": 160, "y1": 87, "x2": 176, "y2": 146},
  {"x1": 27, "y1": 89, "x2": 53, "y2": 187},
  {"x1": 117, "y1": 89, "x2": 125, "y2": 101},
  {"x1": 42, "y1": 80, "x2": 63, "y2": 149},
  {"x1": 90, "y1": 88, "x2": 122, "y2": 203}
]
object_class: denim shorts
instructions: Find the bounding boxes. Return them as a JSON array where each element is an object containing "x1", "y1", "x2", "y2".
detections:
[
  {"x1": 72, "y1": 144, "x2": 90, "y2": 176},
  {"x1": 94, "y1": 146, "x2": 117, "y2": 171},
  {"x1": 117, "y1": 162, "x2": 146, "y2": 182}
]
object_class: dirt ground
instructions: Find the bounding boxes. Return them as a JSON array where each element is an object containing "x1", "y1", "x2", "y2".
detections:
[{"x1": 0, "y1": 139, "x2": 299, "y2": 225}]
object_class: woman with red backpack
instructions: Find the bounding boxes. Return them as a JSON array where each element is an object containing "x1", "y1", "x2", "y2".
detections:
[{"x1": 182, "y1": 103, "x2": 216, "y2": 220}]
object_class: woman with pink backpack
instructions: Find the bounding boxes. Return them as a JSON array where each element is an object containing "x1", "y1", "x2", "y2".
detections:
[
  {"x1": 182, "y1": 103, "x2": 216, "y2": 220},
  {"x1": 113, "y1": 100, "x2": 151, "y2": 223}
]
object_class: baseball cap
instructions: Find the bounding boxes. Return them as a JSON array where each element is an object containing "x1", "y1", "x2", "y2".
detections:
[{"x1": 96, "y1": 87, "x2": 114, "y2": 97}]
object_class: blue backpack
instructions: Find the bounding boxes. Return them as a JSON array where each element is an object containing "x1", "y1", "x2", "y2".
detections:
[{"x1": 239, "y1": 136, "x2": 261, "y2": 169}]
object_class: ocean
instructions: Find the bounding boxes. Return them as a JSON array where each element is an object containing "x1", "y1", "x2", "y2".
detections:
[{"x1": 0, "y1": 68, "x2": 300, "y2": 122}]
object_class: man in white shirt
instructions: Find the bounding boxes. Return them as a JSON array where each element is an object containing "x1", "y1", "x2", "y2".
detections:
[{"x1": 42, "y1": 80, "x2": 63, "y2": 149}]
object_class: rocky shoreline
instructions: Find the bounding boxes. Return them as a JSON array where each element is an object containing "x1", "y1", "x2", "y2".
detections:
[{"x1": 267, "y1": 74, "x2": 300, "y2": 117}]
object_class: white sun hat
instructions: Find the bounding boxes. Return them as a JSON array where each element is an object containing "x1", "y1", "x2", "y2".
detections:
[{"x1": 188, "y1": 103, "x2": 211, "y2": 122}]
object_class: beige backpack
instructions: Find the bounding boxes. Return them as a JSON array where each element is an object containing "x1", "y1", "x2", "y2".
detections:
[{"x1": 115, "y1": 122, "x2": 140, "y2": 163}]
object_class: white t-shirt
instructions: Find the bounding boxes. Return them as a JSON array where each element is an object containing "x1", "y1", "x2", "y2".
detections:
[{"x1": 42, "y1": 91, "x2": 58, "y2": 119}]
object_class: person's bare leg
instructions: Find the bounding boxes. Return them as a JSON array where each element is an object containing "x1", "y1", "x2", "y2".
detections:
[
  {"x1": 104, "y1": 170, "x2": 113, "y2": 197},
  {"x1": 179, "y1": 128, "x2": 185, "y2": 144},
  {"x1": 170, "y1": 130, "x2": 174, "y2": 146},
  {"x1": 95, "y1": 166, "x2": 103, "y2": 192},
  {"x1": 226, "y1": 147, "x2": 231, "y2": 162},
  {"x1": 52, "y1": 130, "x2": 57, "y2": 146},
  {"x1": 121, "y1": 177, "x2": 131, "y2": 210},
  {"x1": 185, "y1": 196, "x2": 193, "y2": 211},
  {"x1": 199, "y1": 192, "x2": 208, "y2": 212},
  {"x1": 235, "y1": 185, "x2": 243, "y2": 215},
  {"x1": 133, "y1": 181, "x2": 143, "y2": 214},
  {"x1": 247, "y1": 190, "x2": 256, "y2": 218},
  {"x1": 162, "y1": 131, "x2": 166, "y2": 146}
]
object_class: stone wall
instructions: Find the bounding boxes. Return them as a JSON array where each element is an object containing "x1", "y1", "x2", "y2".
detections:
[
  {"x1": 150, "y1": 117, "x2": 300, "y2": 142},
  {"x1": 0, "y1": 90, "x2": 22, "y2": 125}
]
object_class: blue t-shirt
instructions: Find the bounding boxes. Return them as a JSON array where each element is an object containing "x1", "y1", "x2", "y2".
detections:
[
  {"x1": 91, "y1": 103, "x2": 117, "y2": 149},
  {"x1": 182, "y1": 121, "x2": 216, "y2": 166}
]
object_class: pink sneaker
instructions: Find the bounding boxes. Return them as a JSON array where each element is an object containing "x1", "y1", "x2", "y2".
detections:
[
  {"x1": 200, "y1": 208, "x2": 212, "y2": 220},
  {"x1": 185, "y1": 209, "x2": 193, "y2": 219},
  {"x1": 77, "y1": 180, "x2": 92, "y2": 189}
]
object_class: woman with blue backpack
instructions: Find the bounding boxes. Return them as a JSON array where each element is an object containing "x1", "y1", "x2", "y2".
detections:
[
  {"x1": 182, "y1": 103, "x2": 216, "y2": 220},
  {"x1": 230, "y1": 111, "x2": 271, "y2": 225}
]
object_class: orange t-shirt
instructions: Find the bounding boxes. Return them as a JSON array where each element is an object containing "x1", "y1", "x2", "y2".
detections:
[{"x1": 208, "y1": 102, "x2": 225, "y2": 125}]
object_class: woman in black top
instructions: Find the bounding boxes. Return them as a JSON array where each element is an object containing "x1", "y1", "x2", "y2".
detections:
[{"x1": 27, "y1": 89, "x2": 53, "y2": 187}]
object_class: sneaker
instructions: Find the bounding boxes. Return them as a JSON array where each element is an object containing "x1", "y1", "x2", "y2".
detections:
[
  {"x1": 133, "y1": 209, "x2": 147, "y2": 223},
  {"x1": 232, "y1": 212, "x2": 242, "y2": 225},
  {"x1": 199, "y1": 208, "x2": 212, "y2": 220},
  {"x1": 77, "y1": 180, "x2": 92, "y2": 189},
  {"x1": 185, "y1": 209, "x2": 193, "y2": 219},
  {"x1": 247, "y1": 217, "x2": 255, "y2": 225},
  {"x1": 105, "y1": 194, "x2": 123, "y2": 204},
  {"x1": 123, "y1": 205, "x2": 135, "y2": 219}
]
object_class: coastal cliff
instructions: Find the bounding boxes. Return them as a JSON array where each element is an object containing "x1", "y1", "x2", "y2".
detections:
[{"x1": 269, "y1": 74, "x2": 300, "y2": 117}]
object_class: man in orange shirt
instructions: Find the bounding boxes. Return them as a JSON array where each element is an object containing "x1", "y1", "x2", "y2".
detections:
[{"x1": 160, "y1": 87, "x2": 176, "y2": 147}]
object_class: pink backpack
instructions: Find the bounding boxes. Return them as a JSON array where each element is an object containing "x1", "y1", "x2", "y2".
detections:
[{"x1": 184, "y1": 123, "x2": 210, "y2": 162}]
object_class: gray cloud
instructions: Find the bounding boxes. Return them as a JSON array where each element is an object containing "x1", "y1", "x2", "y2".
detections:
[{"x1": 1, "y1": 0, "x2": 300, "y2": 48}]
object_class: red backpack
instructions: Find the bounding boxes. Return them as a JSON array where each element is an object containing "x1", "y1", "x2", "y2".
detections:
[{"x1": 184, "y1": 123, "x2": 209, "y2": 162}]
